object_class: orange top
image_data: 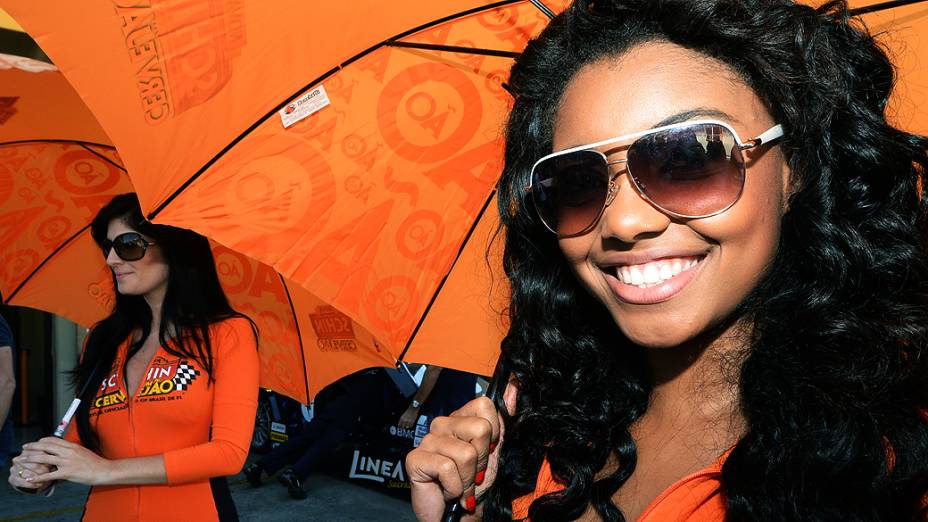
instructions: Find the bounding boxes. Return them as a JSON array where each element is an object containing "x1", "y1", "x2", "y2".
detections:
[
  {"x1": 512, "y1": 453, "x2": 727, "y2": 521},
  {"x1": 65, "y1": 317, "x2": 258, "y2": 522}
]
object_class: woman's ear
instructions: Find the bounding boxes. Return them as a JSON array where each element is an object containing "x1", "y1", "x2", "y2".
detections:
[{"x1": 779, "y1": 158, "x2": 795, "y2": 214}]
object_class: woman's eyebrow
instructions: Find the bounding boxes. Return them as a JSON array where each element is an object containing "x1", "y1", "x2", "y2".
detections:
[{"x1": 652, "y1": 108, "x2": 740, "y2": 128}]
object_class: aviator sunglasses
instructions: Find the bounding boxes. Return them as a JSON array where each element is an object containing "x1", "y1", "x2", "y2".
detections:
[
  {"x1": 527, "y1": 119, "x2": 785, "y2": 237},
  {"x1": 100, "y1": 232, "x2": 158, "y2": 261}
]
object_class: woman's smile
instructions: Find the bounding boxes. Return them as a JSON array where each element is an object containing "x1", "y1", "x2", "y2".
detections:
[{"x1": 598, "y1": 252, "x2": 708, "y2": 305}]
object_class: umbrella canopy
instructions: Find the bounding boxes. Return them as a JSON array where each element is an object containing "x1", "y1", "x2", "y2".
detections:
[
  {"x1": 0, "y1": 55, "x2": 394, "y2": 403},
  {"x1": 846, "y1": 0, "x2": 928, "y2": 135},
  {"x1": 0, "y1": 53, "x2": 123, "y2": 324},
  {"x1": 0, "y1": 53, "x2": 109, "y2": 145},
  {"x1": 0, "y1": 0, "x2": 572, "y2": 378}
]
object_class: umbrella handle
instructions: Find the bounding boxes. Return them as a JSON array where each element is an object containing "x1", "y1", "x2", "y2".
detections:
[
  {"x1": 14, "y1": 360, "x2": 99, "y2": 496},
  {"x1": 14, "y1": 397, "x2": 79, "y2": 494},
  {"x1": 440, "y1": 362, "x2": 505, "y2": 522},
  {"x1": 441, "y1": 500, "x2": 465, "y2": 522}
]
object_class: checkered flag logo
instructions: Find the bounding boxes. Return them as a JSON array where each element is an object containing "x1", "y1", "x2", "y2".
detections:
[{"x1": 173, "y1": 362, "x2": 200, "y2": 391}]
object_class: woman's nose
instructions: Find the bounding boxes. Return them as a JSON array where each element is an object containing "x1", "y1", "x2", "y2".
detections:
[
  {"x1": 599, "y1": 172, "x2": 671, "y2": 242},
  {"x1": 105, "y1": 247, "x2": 122, "y2": 266}
]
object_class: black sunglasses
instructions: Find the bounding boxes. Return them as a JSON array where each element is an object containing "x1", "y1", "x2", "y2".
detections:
[{"x1": 101, "y1": 232, "x2": 157, "y2": 261}]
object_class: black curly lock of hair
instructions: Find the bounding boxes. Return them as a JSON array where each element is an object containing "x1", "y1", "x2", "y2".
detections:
[{"x1": 482, "y1": 1, "x2": 928, "y2": 520}]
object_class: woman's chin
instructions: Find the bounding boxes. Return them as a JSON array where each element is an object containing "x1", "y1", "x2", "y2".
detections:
[
  {"x1": 624, "y1": 336, "x2": 687, "y2": 350},
  {"x1": 615, "y1": 321, "x2": 700, "y2": 350},
  {"x1": 115, "y1": 283, "x2": 138, "y2": 296}
]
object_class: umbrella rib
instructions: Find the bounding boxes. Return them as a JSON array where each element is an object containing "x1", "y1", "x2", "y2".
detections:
[
  {"x1": 147, "y1": 0, "x2": 528, "y2": 220},
  {"x1": 76, "y1": 143, "x2": 127, "y2": 172},
  {"x1": 397, "y1": 188, "x2": 498, "y2": 364},
  {"x1": 849, "y1": 0, "x2": 928, "y2": 15},
  {"x1": 279, "y1": 274, "x2": 312, "y2": 403},
  {"x1": 0, "y1": 139, "x2": 117, "y2": 153},
  {"x1": 4, "y1": 224, "x2": 92, "y2": 304},
  {"x1": 2, "y1": 139, "x2": 124, "y2": 177},
  {"x1": 529, "y1": 0, "x2": 556, "y2": 19},
  {"x1": 3, "y1": 143, "x2": 129, "y2": 304},
  {"x1": 385, "y1": 41, "x2": 519, "y2": 58}
]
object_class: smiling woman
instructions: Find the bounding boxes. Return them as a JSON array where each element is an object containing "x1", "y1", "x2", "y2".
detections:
[
  {"x1": 103, "y1": 224, "x2": 169, "y2": 301},
  {"x1": 554, "y1": 44, "x2": 791, "y2": 348},
  {"x1": 405, "y1": 1, "x2": 928, "y2": 521}
]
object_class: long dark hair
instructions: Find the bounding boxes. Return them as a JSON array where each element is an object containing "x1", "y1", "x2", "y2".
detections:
[
  {"x1": 483, "y1": 1, "x2": 928, "y2": 520},
  {"x1": 73, "y1": 193, "x2": 257, "y2": 451}
]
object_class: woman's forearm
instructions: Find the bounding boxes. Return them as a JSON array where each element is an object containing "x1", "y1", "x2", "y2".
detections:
[{"x1": 98, "y1": 454, "x2": 167, "y2": 486}]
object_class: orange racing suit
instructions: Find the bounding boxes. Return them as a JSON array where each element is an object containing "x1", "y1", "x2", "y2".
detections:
[{"x1": 65, "y1": 317, "x2": 258, "y2": 521}]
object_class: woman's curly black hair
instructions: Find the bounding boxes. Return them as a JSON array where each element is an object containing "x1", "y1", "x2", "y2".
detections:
[{"x1": 482, "y1": 1, "x2": 928, "y2": 520}]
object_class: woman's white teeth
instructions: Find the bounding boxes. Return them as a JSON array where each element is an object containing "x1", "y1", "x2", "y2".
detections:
[
  {"x1": 615, "y1": 257, "x2": 699, "y2": 288},
  {"x1": 643, "y1": 264, "x2": 660, "y2": 284},
  {"x1": 659, "y1": 264, "x2": 673, "y2": 281}
]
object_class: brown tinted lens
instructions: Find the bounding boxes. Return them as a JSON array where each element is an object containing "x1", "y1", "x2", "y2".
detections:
[
  {"x1": 113, "y1": 233, "x2": 147, "y2": 261},
  {"x1": 626, "y1": 123, "x2": 744, "y2": 217},
  {"x1": 532, "y1": 150, "x2": 610, "y2": 236}
]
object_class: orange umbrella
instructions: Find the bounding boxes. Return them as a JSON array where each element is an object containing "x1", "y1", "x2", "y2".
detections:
[
  {"x1": 0, "y1": 0, "x2": 574, "y2": 378},
  {"x1": 0, "y1": 53, "x2": 124, "y2": 327},
  {"x1": 0, "y1": 55, "x2": 393, "y2": 403},
  {"x1": 210, "y1": 245, "x2": 394, "y2": 402},
  {"x1": 846, "y1": 0, "x2": 928, "y2": 136}
]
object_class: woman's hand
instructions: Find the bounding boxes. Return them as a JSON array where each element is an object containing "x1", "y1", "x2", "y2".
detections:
[
  {"x1": 8, "y1": 447, "x2": 54, "y2": 492},
  {"x1": 16, "y1": 437, "x2": 113, "y2": 486},
  {"x1": 405, "y1": 382, "x2": 517, "y2": 522}
]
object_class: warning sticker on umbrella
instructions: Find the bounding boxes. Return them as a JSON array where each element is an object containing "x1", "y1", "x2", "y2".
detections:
[{"x1": 279, "y1": 85, "x2": 330, "y2": 128}]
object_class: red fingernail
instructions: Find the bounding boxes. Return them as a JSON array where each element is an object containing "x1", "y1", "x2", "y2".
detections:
[
  {"x1": 488, "y1": 442, "x2": 497, "y2": 452},
  {"x1": 466, "y1": 495, "x2": 476, "y2": 511},
  {"x1": 475, "y1": 470, "x2": 485, "y2": 485}
]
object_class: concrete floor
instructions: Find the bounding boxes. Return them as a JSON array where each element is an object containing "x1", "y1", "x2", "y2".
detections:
[{"x1": 0, "y1": 453, "x2": 417, "y2": 522}]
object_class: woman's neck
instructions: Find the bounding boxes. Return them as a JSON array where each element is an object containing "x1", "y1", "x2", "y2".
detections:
[
  {"x1": 638, "y1": 319, "x2": 748, "y2": 450},
  {"x1": 142, "y1": 289, "x2": 166, "y2": 342},
  {"x1": 143, "y1": 286, "x2": 165, "y2": 331}
]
